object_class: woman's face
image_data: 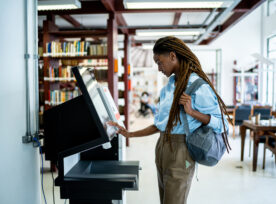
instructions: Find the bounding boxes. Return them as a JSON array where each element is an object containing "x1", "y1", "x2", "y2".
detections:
[{"x1": 153, "y1": 52, "x2": 179, "y2": 77}]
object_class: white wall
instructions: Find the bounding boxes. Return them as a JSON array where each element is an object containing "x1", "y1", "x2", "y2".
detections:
[
  {"x1": 263, "y1": 4, "x2": 276, "y2": 108},
  {"x1": 0, "y1": 0, "x2": 41, "y2": 203},
  {"x1": 264, "y1": 9, "x2": 276, "y2": 38},
  {"x1": 192, "y1": 5, "x2": 263, "y2": 105}
]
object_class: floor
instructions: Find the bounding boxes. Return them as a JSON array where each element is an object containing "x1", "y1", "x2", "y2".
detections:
[{"x1": 42, "y1": 115, "x2": 276, "y2": 204}]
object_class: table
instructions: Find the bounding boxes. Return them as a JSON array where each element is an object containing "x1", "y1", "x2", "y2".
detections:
[{"x1": 240, "y1": 120, "x2": 276, "y2": 171}]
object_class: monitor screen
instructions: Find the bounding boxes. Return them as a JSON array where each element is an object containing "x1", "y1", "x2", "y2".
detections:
[
  {"x1": 44, "y1": 66, "x2": 119, "y2": 161},
  {"x1": 72, "y1": 67, "x2": 117, "y2": 140}
]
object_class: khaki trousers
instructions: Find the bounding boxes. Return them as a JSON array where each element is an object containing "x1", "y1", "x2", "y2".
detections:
[{"x1": 155, "y1": 132, "x2": 195, "y2": 204}]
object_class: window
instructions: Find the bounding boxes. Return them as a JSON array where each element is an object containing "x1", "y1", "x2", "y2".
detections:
[
  {"x1": 266, "y1": 34, "x2": 276, "y2": 109},
  {"x1": 267, "y1": 0, "x2": 276, "y2": 16}
]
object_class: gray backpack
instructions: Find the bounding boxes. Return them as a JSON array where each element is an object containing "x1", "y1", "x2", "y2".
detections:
[{"x1": 182, "y1": 78, "x2": 229, "y2": 166}]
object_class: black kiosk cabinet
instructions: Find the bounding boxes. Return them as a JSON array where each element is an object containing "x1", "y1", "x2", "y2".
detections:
[{"x1": 44, "y1": 66, "x2": 139, "y2": 204}]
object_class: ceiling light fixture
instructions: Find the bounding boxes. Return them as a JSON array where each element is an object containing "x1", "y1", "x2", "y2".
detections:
[
  {"x1": 38, "y1": 0, "x2": 81, "y2": 11},
  {"x1": 136, "y1": 29, "x2": 205, "y2": 36},
  {"x1": 123, "y1": 0, "x2": 233, "y2": 9}
]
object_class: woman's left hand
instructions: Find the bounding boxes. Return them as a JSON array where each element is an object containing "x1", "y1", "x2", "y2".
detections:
[{"x1": 179, "y1": 93, "x2": 194, "y2": 116}]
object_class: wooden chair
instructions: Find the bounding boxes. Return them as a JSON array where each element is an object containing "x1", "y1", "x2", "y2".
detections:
[
  {"x1": 232, "y1": 105, "x2": 251, "y2": 138},
  {"x1": 249, "y1": 106, "x2": 272, "y2": 156},
  {"x1": 252, "y1": 105, "x2": 272, "y2": 120},
  {"x1": 263, "y1": 132, "x2": 276, "y2": 169}
]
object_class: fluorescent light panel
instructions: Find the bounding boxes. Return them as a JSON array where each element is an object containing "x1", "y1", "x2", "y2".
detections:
[
  {"x1": 124, "y1": 0, "x2": 233, "y2": 9},
  {"x1": 136, "y1": 29, "x2": 205, "y2": 36},
  {"x1": 38, "y1": 0, "x2": 81, "y2": 11}
]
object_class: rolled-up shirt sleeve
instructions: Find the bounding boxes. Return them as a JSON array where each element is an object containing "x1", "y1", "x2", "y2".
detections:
[
  {"x1": 154, "y1": 100, "x2": 160, "y2": 125},
  {"x1": 193, "y1": 84, "x2": 229, "y2": 134}
]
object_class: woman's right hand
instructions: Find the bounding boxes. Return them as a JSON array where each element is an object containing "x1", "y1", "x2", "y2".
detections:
[{"x1": 107, "y1": 121, "x2": 133, "y2": 138}]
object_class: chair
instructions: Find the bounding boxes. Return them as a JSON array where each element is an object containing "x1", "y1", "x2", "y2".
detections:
[
  {"x1": 252, "y1": 105, "x2": 272, "y2": 120},
  {"x1": 249, "y1": 106, "x2": 272, "y2": 156},
  {"x1": 262, "y1": 132, "x2": 276, "y2": 169},
  {"x1": 232, "y1": 105, "x2": 251, "y2": 138}
]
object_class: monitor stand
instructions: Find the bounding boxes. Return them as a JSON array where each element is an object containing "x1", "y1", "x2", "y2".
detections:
[
  {"x1": 55, "y1": 160, "x2": 139, "y2": 204},
  {"x1": 70, "y1": 199, "x2": 113, "y2": 204}
]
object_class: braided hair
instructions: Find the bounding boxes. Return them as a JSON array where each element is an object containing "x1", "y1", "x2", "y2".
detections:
[{"x1": 153, "y1": 36, "x2": 231, "y2": 152}]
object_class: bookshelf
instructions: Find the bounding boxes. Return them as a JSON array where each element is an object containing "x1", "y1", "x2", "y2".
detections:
[
  {"x1": 39, "y1": 19, "x2": 130, "y2": 138},
  {"x1": 40, "y1": 55, "x2": 109, "y2": 112},
  {"x1": 39, "y1": 19, "x2": 120, "y2": 127},
  {"x1": 39, "y1": 15, "x2": 130, "y2": 171}
]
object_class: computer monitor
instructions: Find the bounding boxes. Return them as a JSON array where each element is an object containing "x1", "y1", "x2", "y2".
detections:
[
  {"x1": 44, "y1": 66, "x2": 118, "y2": 162},
  {"x1": 72, "y1": 66, "x2": 117, "y2": 141}
]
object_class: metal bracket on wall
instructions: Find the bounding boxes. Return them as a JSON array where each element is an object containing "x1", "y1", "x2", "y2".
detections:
[
  {"x1": 22, "y1": 131, "x2": 44, "y2": 148},
  {"x1": 24, "y1": 53, "x2": 30, "y2": 59}
]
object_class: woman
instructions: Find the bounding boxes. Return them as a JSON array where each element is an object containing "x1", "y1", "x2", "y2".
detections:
[{"x1": 108, "y1": 36, "x2": 230, "y2": 204}]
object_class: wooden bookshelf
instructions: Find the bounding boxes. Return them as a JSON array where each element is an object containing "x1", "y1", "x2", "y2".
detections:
[
  {"x1": 44, "y1": 55, "x2": 108, "y2": 60},
  {"x1": 39, "y1": 18, "x2": 128, "y2": 131}
]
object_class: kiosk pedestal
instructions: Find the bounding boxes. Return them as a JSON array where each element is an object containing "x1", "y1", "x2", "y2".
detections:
[
  {"x1": 56, "y1": 160, "x2": 139, "y2": 204},
  {"x1": 44, "y1": 67, "x2": 140, "y2": 204}
]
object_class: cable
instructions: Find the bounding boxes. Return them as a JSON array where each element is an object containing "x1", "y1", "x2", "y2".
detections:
[
  {"x1": 51, "y1": 171, "x2": 56, "y2": 204},
  {"x1": 33, "y1": 137, "x2": 47, "y2": 204}
]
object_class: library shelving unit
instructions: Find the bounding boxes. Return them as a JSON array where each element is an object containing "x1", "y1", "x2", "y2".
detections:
[
  {"x1": 40, "y1": 18, "x2": 131, "y2": 170},
  {"x1": 41, "y1": 21, "x2": 107, "y2": 109},
  {"x1": 39, "y1": 19, "x2": 130, "y2": 142}
]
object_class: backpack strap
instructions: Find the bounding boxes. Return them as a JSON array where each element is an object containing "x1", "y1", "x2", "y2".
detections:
[
  {"x1": 185, "y1": 78, "x2": 207, "y2": 96},
  {"x1": 182, "y1": 78, "x2": 207, "y2": 136}
]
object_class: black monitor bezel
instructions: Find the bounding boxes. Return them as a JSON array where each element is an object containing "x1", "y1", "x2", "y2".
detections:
[{"x1": 58, "y1": 66, "x2": 114, "y2": 158}]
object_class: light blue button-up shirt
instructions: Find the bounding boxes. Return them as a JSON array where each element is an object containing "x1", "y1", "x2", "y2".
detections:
[{"x1": 154, "y1": 73, "x2": 229, "y2": 134}]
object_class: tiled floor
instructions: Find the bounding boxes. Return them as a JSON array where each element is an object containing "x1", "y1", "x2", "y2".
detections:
[{"x1": 42, "y1": 115, "x2": 276, "y2": 204}]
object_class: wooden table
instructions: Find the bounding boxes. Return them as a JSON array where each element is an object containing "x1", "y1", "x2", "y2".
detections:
[{"x1": 240, "y1": 120, "x2": 276, "y2": 171}]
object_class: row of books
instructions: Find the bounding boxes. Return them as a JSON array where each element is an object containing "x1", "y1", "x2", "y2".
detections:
[
  {"x1": 48, "y1": 66, "x2": 74, "y2": 79},
  {"x1": 80, "y1": 59, "x2": 108, "y2": 66},
  {"x1": 44, "y1": 77, "x2": 75, "y2": 82},
  {"x1": 94, "y1": 70, "x2": 108, "y2": 81},
  {"x1": 45, "y1": 89, "x2": 80, "y2": 106},
  {"x1": 43, "y1": 41, "x2": 107, "y2": 57}
]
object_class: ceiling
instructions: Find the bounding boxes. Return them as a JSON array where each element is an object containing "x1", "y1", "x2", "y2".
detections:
[{"x1": 38, "y1": 0, "x2": 265, "y2": 45}]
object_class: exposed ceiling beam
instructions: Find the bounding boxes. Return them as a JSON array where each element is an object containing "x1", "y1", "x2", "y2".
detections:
[
  {"x1": 116, "y1": 14, "x2": 129, "y2": 34},
  {"x1": 59, "y1": 15, "x2": 83, "y2": 28},
  {"x1": 101, "y1": 0, "x2": 115, "y2": 12},
  {"x1": 200, "y1": 0, "x2": 266, "y2": 45},
  {"x1": 45, "y1": 30, "x2": 108, "y2": 37},
  {"x1": 195, "y1": 0, "x2": 242, "y2": 45},
  {"x1": 173, "y1": 12, "x2": 182, "y2": 27},
  {"x1": 100, "y1": 0, "x2": 128, "y2": 34},
  {"x1": 47, "y1": 14, "x2": 55, "y2": 22}
]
